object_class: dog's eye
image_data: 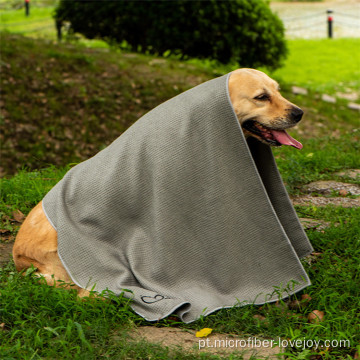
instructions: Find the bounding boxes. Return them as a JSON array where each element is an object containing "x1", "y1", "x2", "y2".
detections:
[{"x1": 254, "y1": 94, "x2": 270, "y2": 101}]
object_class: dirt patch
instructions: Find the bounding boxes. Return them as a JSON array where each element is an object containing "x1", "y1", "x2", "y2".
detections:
[
  {"x1": 292, "y1": 195, "x2": 360, "y2": 208},
  {"x1": 0, "y1": 242, "x2": 13, "y2": 267},
  {"x1": 128, "y1": 326, "x2": 283, "y2": 359},
  {"x1": 301, "y1": 181, "x2": 360, "y2": 196}
]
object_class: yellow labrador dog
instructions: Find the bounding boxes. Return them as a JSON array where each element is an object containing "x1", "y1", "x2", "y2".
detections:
[{"x1": 13, "y1": 68, "x2": 303, "y2": 296}]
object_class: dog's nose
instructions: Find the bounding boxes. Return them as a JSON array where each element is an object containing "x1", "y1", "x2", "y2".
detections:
[{"x1": 291, "y1": 107, "x2": 304, "y2": 123}]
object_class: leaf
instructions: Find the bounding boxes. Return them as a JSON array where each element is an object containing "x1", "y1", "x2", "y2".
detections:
[
  {"x1": 312, "y1": 252, "x2": 322, "y2": 256},
  {"x1": 12, "y1": 209, "x2": 25, "y2": 223},
  {"x1": 301, "y1": 294, "x2": 312, "y2": 304},
  {"x1": 339, "y1": 189, "x2": 349, "y2": 196},
  {"x1": 25, "y1": 266, "x2": 38, "y2": 276},
  {"x1": 307, "y1": 310, "x2": 325, "y2": 323},
  {"x1": 253, "y1": 314, "x2": 269, "y2": 325},
  {"x1": 44, "y1": 327, "x2": 60, "y2": 336},
  {"x1": 74, "y1": 322, "x2": 93, "y2": 351},
  {"x1": 195, "y1": 328, "x2": 213, "y2": 338}
]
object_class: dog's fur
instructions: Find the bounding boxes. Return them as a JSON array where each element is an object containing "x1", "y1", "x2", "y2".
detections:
[{"x1": 13, "y1": 69, "x2": 303, "y2": 295}]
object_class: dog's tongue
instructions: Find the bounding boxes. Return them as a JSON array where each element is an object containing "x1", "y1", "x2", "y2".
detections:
[{"x1": 271, "y1": 129, "x2": 303, "y2": 149}]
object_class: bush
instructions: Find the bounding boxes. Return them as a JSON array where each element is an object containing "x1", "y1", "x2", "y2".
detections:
[{"x1": 54, "y1": 0, "x2": 287, "y2": 70}]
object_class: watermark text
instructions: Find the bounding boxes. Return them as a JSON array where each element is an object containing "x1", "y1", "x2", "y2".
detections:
[{"x1": 198, "y1": 337, "x2": 350, "y2": 351}]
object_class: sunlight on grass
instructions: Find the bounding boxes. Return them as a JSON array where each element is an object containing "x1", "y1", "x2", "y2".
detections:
[
  {"x1": 0, "y1": 7, "x2": 53, "y2": 24},
  {"x1": 270, "y1": 38, "x2": 360, "y2": 94},
  {"x1": 0, "y1": 6, "x2": 55, "y2": 39}
]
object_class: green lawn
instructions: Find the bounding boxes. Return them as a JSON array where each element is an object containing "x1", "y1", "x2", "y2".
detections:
[
  {"x1": 0, "y1": 6, "x2": 55, "y2": 37},
  {"x1": 269, "y1": 39, "x2": 360, "y2": 95},
  {"x1": 0, "y1": 5, "x2": 110, "y2": 46}
]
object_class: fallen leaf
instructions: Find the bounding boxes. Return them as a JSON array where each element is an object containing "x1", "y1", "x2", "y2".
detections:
[
  {"x1": 195, "y1": 328, "x2": 213, "y2": 338},
  {"x1": 285, "y1": 311, "x2": 299, "y2": 319},
  {"x1": 354, "y1": 350, "x2": 359, "y2": 359},
  {"x1": 311, "y1": 252, "x2": 322, "y2": 256},
  {"x1": 308, "y1": 310, "x2": 325, "y2": 323},
  {"x1": 12, "y1": 209, "x2": 25, "y2": 223},
  {"x1": 0, "y1": 323, "x2": 4, "y2": 331},
  {"x1": 301, "y1": 294, "x2": 312, "y2": 304},
  {"x1": 253, "y1": 314, "x2": 268, "y2": 323},
  {"x1": 339, "y1": 189, "x2": 349, "y2": 196}
]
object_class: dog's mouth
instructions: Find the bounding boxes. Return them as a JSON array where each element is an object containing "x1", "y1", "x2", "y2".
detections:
[{"x1": 242, "y1": 120, "x2": 303, "y2": 149}]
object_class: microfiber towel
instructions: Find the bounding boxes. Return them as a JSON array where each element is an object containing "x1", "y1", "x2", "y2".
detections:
[{"x1": 43, "y1": 73, "x2": 313, "y2": 323}]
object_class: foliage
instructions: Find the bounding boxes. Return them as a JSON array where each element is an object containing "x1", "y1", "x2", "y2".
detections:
[{"x1": 54, "y1": 0, "x2": 287, "y2": 70}]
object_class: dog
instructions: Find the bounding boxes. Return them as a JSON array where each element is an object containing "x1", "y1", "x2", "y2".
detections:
[{"x1": 12, "y1": 68, "x2": 303, "y2": 296}]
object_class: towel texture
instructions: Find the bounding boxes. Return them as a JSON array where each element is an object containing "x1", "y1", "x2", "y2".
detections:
[{"x1": 43, "y1": 73, "x2": 313, "y2": 323}]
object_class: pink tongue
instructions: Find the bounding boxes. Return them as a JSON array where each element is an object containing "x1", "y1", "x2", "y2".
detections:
[{"x1": 270, "y1": 129, "x2": 303, "y2": 149}]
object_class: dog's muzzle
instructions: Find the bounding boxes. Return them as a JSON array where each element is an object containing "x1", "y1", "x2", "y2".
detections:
[{"x1": 243, "y1": 119, "x2": 303, "y2": 149}]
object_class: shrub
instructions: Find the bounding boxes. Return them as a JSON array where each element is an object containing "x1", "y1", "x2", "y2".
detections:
[{"x1": 55, "y1": 0, "x2": 287, "y2": 70}]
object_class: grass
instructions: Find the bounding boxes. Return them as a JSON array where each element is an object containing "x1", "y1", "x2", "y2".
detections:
[
  {"x1": 273, "y1": 130, "x2": 360, "y2": 192},
  {"x1": 1, "y1": 170, "x2": 359, "y2": 359},
  {"x1": 0, "y1": 4, "x2": 110, "y2": 46},
  {"x1": 269, "y1": 39, "x2": 360, "y2": 95},
  {"x1": 1, "y1": 9, "x2": 360, "y2": 360},
  {"x1": 0, "y1": 6, "x2": 55, "y2": 38}
]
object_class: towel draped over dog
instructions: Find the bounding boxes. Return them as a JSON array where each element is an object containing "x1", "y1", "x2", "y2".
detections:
[{"x1": 43, "y1": 73, "x2": 313, "y2": 323}]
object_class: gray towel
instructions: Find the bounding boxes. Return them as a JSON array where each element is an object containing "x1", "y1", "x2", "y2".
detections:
[{"x1": 43, "y1": 73, "x2": 313, "y2": 323}]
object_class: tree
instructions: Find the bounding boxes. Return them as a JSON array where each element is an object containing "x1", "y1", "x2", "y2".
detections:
[{"x1": 54, "y1": 0, "x2": 287, "y2": 70}]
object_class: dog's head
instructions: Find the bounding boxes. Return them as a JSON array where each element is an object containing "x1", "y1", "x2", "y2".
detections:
[{"x1": 228, "y1": 68, "x2": 303, "y2": 149}]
